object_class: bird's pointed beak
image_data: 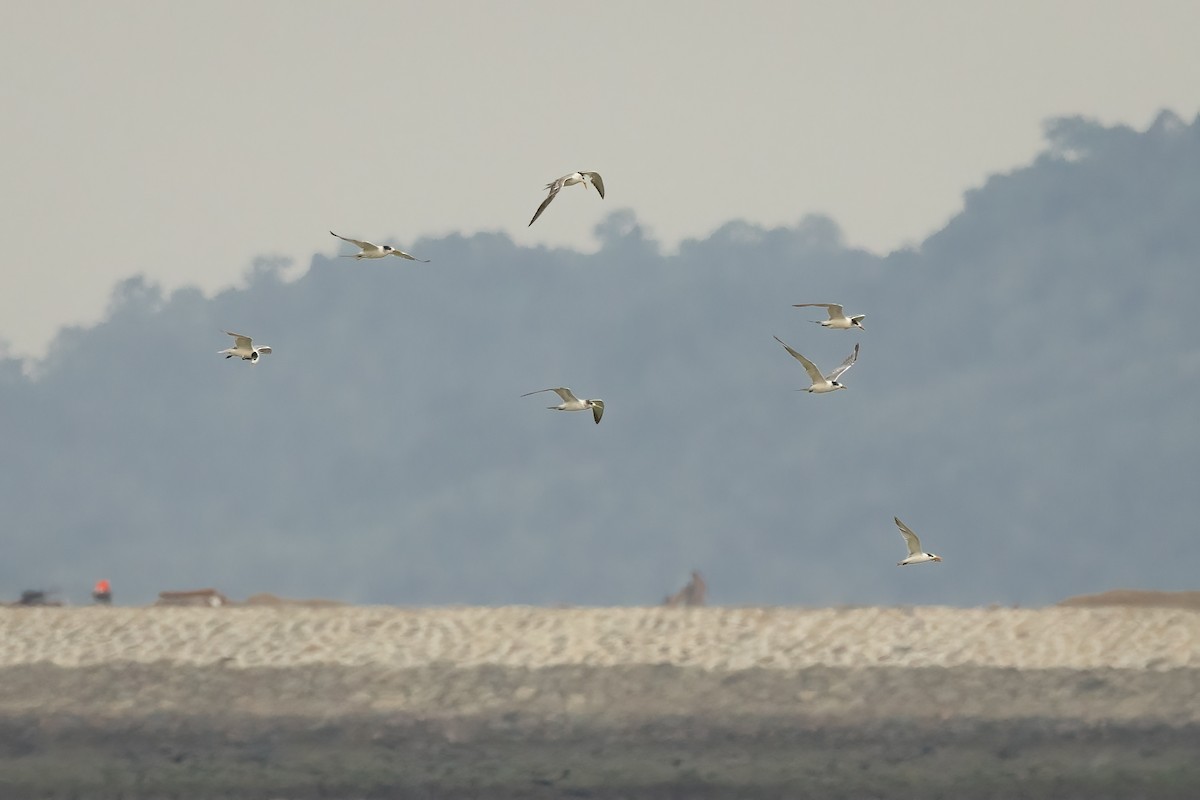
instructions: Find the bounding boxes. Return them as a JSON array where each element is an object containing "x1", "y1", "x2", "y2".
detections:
[{"x1": 933, "y1": 556, "x2": 943, "y2": 562}]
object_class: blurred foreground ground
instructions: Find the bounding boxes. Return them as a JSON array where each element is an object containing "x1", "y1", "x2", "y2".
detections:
[{"x1": 0, "y1": 597, "x2": 1197, "y2": 798}]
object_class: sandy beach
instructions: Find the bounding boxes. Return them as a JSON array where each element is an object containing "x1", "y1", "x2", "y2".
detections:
[
  {"x1": 3, "y1": 603, "x2": 1198, "y2": 798},
  {"x1": 1, "y1": 603, "x2": 1198, "y2": 721},
  {"x1": 2, "y1": 603, "x2": 1198, "y2": 671}
]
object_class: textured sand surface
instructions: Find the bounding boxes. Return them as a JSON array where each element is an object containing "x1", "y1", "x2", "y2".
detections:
[
  {"x1": 3, "y1": 605, "x2": 1200, "y2": 799},
  {"x1": 1, "y1": 604, "x2": 1197, "y2": 671}
]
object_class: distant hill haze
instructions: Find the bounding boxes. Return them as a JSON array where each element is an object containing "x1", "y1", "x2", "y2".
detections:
[{"x1": 2, "y1": 112, "x2": 1198, "y2": 607}]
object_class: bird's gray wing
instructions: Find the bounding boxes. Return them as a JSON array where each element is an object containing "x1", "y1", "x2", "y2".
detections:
[
  {"x1": 894, "y1": 517, "x2": 923, "y2": 556},
  {"x1": 584, "y1": 172, "x2": 605, "y2": 199},
  {"x1": 591, "y1": 400, "x2": 604, "y2": 424},
  {"x1": 223, "y1": 331, "x2": 253, "y2": 349},
  {"x1": 792, "y1": 302, "x2": 842, "y2": 320},
  {"x1": 389, "y1": 249, "x2": 430, "y2": 262},
  {"x1": 825, "y1": 343, "x2": 859, "y2": 382},
  {"x1": 773, "y1": 336, "x2": 823, "y2": 384},
  {"x1": 255, "y1": 346, "x2": 272, "y2": 355},
  {"x1": 528, "y1": 185, "x2": 562, "y2": 226},
  {"x1": 521, "y1": 387, "x2": 576, "y2": 402},
  {"x1": 330, "y1": 231, "x2": 372, "y2": 249}
]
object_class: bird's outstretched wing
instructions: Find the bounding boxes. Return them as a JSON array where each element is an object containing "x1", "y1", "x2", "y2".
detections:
[
  {"x1": 591, "y1": 400, "x2": 605, "y2": 424},
  {"x1": 773, "y1": 335, "x2": 823, "y2": 384},
  {"x1": 894, "y1": 517, "x2": 922, "y2": 556},
  {"x1": 826, "y1": 343, "x2": 859, "y2": 382},
  {"x1": 529, "y1": 184, "x2": 562, "y2": 226},
  {"x1": 330, "y1": 231, "x2": 371, "y2": 249},
  {"x1": 583, "y1": 171, "x2": 605, "y2": 198},
  {"x1": 389, "y1": 249, "x2": 431, "y2": 263},
  {"x1": 255, "y1": 346, "x2": 272, "y2": 355},
  {"x1": 793, "y1": 302, "x2": 844, "y2": 320},
  {"x1": 521, "y1": 387, "x2": 579, "y2": 404},
  {"x1": 223, "y1": 331, "x2": 253, "y2": 350}
]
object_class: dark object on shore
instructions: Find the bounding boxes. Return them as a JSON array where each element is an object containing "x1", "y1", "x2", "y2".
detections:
[
  {"x1": 20, "y1": 590, "x2": 48, "y2": 606},
  {"x1": 155, "y1": 588, "x2": 231, "y2": 607},
  {"x1": 13, "y1": 589, "x2": 61, "y2": 607},
  {"x1": 663, "y1": 570, "x2": 707, "y2": 607}
]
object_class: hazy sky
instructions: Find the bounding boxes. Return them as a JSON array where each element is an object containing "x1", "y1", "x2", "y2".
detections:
[{"x1": 2, "y1": 1, "x2": 1198, "y2": 359}]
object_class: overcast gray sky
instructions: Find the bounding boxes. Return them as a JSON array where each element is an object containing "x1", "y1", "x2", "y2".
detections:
[{"x1": 2, "y1": 1, "x2": 1198, "y2": 359}]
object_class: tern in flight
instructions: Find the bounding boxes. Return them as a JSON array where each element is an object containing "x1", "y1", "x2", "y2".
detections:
[
  {"x1": 218, "y1": 331, "x2": 272, "y2": 364},
  {"x1": 792, "y1": 303, "x2": 866, "y2": 331},
  {"x1": 893, "y1": 517, "x2": 943, "y2": 566},
  {"x1": 773, "y1": 336, "x2": 859, "y2": 393},
  {"x1": 528, "y1": 171, "x2": 605, "y2": 226},
  {"x1": 330, "y1": 231, "x2": 430, "y2": 262},
  {"x1": 521, "y1": 387, "x2": 605, "y2": 424}
]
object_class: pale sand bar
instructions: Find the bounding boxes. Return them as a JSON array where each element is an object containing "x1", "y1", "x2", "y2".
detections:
[
  {"x1": 2, "y1": 605, "x2": 1198, "y2": 726},
  {"x1": 1, "y1": 605, "x2": 1197, "y2": 671}
]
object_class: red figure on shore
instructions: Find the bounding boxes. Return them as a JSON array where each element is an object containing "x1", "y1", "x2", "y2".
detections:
[{"x1": 92, "y1": 579, "x2": 112, "y2": 605}]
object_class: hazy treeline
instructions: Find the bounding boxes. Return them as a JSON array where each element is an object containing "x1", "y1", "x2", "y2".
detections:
[{"x1": 2, "y1": 112, "x2": 1198, "y2": 608}]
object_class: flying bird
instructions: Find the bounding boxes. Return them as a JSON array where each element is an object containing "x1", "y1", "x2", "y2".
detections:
[
  {"x1": 894, "y1": 517, "x2": 943, "y2": 566},
  {"x1": 773, "y1": 336, "x2": 859, "y2": 393},
  {"x1": 521, "y1": 387, "x2": 605, "y2": 424},
  {"x1": 330, "y1": 231, "x2": 430, "y2": 262},
  {"x1": 218, "y1": 331, "x2": 272, "y2": 364},
  {"x1": 528, "y1": 171, "x2": 605, "y2": 226},
  {"x1": 793, "y1": 303, "x2": 866, "y2": 331}
]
